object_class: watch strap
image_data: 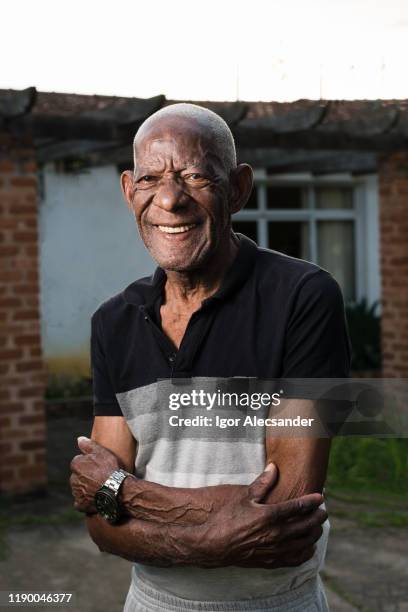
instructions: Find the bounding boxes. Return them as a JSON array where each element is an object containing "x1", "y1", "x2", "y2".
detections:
[{"x1": 102, "y1": 469, "x2": 129, "y2": 496}]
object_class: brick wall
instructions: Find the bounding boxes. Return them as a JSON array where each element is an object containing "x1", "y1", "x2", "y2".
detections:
[
  {"x1": 0, "y1": 131, "x2": 48, "y2": 494},
  {"x1": 379, "y1": 151, "x2": 408, "y2": 377}
]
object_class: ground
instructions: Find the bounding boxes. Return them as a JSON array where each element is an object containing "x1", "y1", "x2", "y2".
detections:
[{"x1": 0, "y1": 410, "x2": 407, "y2": 612}]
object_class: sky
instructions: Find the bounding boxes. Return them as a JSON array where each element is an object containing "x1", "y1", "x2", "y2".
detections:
[{"x1": 2, "y1": 0, "x2": 408, "y2": 101}]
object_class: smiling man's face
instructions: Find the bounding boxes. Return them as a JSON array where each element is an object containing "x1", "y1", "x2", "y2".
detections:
[{"x1": 122, "y1": 116, "x2": 236, "y2": 272}]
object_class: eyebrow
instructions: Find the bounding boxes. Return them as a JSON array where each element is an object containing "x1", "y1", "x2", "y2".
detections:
[{"x1": 135, "y1": 161, "x2": 217, "y2": 175}]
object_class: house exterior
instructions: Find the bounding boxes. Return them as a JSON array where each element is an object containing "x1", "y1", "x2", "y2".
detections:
[{"x1": 1, "y1": 88, "x2": 407, "y2": 493}]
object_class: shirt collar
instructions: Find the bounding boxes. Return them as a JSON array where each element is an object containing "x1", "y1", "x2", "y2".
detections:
[{"x1": 123, "y1": 233, "x2": 258, "y2": 307}]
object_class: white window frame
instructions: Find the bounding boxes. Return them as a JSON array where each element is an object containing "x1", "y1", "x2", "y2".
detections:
[{"x1": 233, "y1": 171, "x2": 380, "y2": 306}]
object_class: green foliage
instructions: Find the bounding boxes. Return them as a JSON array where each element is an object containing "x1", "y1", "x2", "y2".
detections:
[
  {"x1": 45, "y1": 375, "x2": 92, "y2": 400},
  {"x1": 345, "y1": 299, "x2": 381, "y2": 371},
  {"x1": 328, "y1": 437, "x2": 408, "y2": 494}
]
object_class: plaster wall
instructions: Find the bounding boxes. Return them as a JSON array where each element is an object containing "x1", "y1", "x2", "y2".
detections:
[{"x1": 39, "y1": 164, "x2": 154, "y2": 377}]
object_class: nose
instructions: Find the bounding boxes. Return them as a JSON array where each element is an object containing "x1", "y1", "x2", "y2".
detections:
[{"x1": 153, "y1": 177, "x2": 187, "y2": 213}]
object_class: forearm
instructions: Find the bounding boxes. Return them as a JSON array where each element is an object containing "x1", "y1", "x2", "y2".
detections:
[
  {"x1": 85, "y1": 513, "x2": 210, "y2": 567},
  {"x1": 119, "y1": 476, "x2": 225, "y2": 526},
  {"x1": 263, "y1": 436, "x2": 331, "y2": 504},
  {"x1": 263, "y1": 398, "x2": 331, "y2": 503},
  {"x1": 84, "y1": 466, "x2": 327, "y2": 571}
]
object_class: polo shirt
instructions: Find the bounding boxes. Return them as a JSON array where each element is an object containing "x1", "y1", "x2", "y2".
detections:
[
  {"x1": 90, "y1": 233, "x2": 351, "y2": 603},
  {"x1": 92, "y1": 233, "x2": 351, "y2": 415}
]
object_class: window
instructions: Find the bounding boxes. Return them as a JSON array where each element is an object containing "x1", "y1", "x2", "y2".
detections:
[{"x1": 232, "y1": 172, "x2": 380, "y2": 305}]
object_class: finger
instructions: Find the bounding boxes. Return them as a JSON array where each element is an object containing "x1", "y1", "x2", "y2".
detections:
[
  {"x1": 69, "y1": 473, "x2": 77, "y2": 491},
  {"x1": 248, "y1": 463, "x2": 279, "y2": 503},
  {"x1": 271, "y1": 493, "x2": 324, "y2": 522},
  {"x1": 77, "y1": 436, "x2": 98, "y2": 454},
  {"x1": 279, "y1": 525, "x2": 323, "y2": 552},
  {"x1": 70, "y1": 454, "x2": 83, "y2": 473},
  {"x1": 280, "y1": 509, "x2": 327, "y2": 541}
]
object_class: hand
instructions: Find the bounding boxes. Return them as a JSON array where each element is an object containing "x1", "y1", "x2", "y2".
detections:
[
  {"x1": 70, "y1": 437, "x2": 122, "y2": 514},
  {"x1": 192, "y1": 464, "x2": 327, "y2": 569}
]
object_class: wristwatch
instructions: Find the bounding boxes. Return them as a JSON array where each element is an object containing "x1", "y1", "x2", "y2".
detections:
[{"x1": 94, "y1": 469, "x2": 130, "y2": 524}]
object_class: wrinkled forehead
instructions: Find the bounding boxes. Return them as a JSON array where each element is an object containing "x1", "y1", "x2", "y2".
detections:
[{"x1": 134, "y1": 116, "x2": 224, "y2": 168}]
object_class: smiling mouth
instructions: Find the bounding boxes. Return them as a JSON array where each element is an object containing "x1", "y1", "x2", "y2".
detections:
[{"x1": 156, "y1": 224, "x2": 197, "y2": 234}]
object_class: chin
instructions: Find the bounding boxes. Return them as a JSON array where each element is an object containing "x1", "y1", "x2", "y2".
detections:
[
  {"x1": 155, "y1": 257, "x2": 202, "y2": 273},
  {"x1": 153, "y1": 249, "x2": 210, "y2": 273}
]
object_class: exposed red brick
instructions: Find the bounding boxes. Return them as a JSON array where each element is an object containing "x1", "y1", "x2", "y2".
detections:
[
  {"x1": 18, "y1": 466, "x2": 46, "y2": 480},
  {"x1": 0, "y1": 469, "x2": 17, "y2": 482},
  {"x1": 379, "y1": 151, "x2": 408, "y2": 377},
  {"x1": 14, "y1": 333, "x2": 41, "y2": 346},
  {"x1": 3, "y1": 455, "x2": 29, "y2": 466},
  {"x1": 10, "y1": 176, "x2": 37, "y2": 188},
  {"x1": 0, "y1": 297, "x2": 23, "y2": 309},
  {"x1": 0, "y1": 245, "x2": 19, "y2": 256},
  {"x1": 13, "y1": 230, "x2": 38, "y2": 242},
  {"x1": 16, "y1": 359, "x2": 43, "y2": 372},
  {"x1": 19, "y1": 414, "x2": 45, "y2": 426},
  {"x1": 23, "y1": 245, "x2": 38, "y2": 256},
  {"x1": 0, "y1": 442, "x2": 13, "y2": 455},
  {"x1": 0, "y1": 218, "x2": 18, "y2": 230},
  {"x1": 20, "y1": 440, "x2": 44, "y2": 451},
  {"x1": 17, "y1": 386, "x2": 45, "y2": 398},
  {"x1": 34, "y1": 451, "x2": 47, "y2": 463},
  {"x1": 12, "y1": 204, "x2": 37, "y2": 215},
  {"x1": 6, "y1": 429, "x2": 28, "y2": 439},
  {"x1": 0, "y1": 348, "x2": 23, "y2": 360},
  {"x1": 0, "y1": 160, "x2": 15, "y2": 172},
  {"x1": 0, "y1": 389, "x2": 11, "y2": 401},
  {"x1": 23, "y1": 161, "x2": 37, "y2": 173},
  {"x1": 0, "y1": 134, "x2": 47, "y2": 495},
  {"x1": 0, "y1": 270, "x2": 23, "y2": 282},
  {"x1": 12, "y1": 309, "x2": 39, "y2": 321},
  {"x1": 33, "y1": 400, "x2": 46, "y2": 411}
]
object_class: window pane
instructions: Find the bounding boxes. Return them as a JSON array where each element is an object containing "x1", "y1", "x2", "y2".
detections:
[
  {"x1": 232, "y1": 220, "x2": 258, "y2": 243},
  {"x1": 268, "y1": 222, "x2": 309, "y2": 259},
  {"x1": 244, "y1": 186, "x2": 258, "y2": 210},
  {"x1": 266, "y1": 186, "x2": 305, "y2": 209},
  {"x1": 315, "y1": 187, "x2": 353, "y2": 209},
  {"x1": 317, "y1": 221, "x2": 355, "y2": 301}
]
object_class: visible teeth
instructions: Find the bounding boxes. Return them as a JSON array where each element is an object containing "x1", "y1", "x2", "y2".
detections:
[{"x1": 157, "y1": 224, "x2": 196, "y2": 234}]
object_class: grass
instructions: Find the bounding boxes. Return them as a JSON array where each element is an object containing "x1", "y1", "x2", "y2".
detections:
[
  {"x1": 327, "y1": 437, "x2": 408, "y2": 495},
  {"x1": 326, "y1": 437, "x2": 408, "y2": 528}
]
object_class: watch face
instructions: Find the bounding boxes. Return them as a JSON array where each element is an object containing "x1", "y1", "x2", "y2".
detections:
[{"x1": 95, "y1": 489, "x2": 119, "y2": 523}]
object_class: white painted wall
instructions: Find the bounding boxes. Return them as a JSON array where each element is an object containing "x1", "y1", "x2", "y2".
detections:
[{"x1": 39, "y1": 164, "x2": 154, "y2": 374}]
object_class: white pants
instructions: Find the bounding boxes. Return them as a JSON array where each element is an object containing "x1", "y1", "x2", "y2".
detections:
[{"x1": 123, "y1": 574, "x2": 329, "y2": 612}]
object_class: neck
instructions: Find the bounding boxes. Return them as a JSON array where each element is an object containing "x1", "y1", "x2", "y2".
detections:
[{"x1": 163, "y1": 233, "x2": 239, "y2": 308}]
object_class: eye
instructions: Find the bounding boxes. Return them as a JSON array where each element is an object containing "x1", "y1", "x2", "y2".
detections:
[
  {"x1": 136, "y1": 175, "x2": 157, "y2": 189},
  {"x1": 185, "y1": 172, "x2": 210, "y2": 184}
]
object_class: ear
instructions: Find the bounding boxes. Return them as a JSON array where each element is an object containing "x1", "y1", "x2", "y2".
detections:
[
  {"x1": 120, "y1": 170, "x2": 135, "y2": 212},
  {"x1": 229, "y1": 163, "x2": 254, "y2": 215}
]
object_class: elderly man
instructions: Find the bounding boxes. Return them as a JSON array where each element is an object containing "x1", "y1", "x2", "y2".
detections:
[{"x1": 70, "y1": 103, "x2": 351, "y2": 611}]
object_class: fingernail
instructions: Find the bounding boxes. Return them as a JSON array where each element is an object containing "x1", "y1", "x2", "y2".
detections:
[
  {"x1": 264, "y1": 462, "x2": 276, "y2": 472},
  {"x1": 78, "y1": 436, "x2": 90, "y2": 443}
]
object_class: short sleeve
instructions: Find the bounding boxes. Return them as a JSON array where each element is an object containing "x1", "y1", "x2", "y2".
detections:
[
  {"x1": 91, "y1": 310, "x2": 122, "y2": 416},
  {"x1": 282, "y1": 270, "x2": 352, "y2": 378}
]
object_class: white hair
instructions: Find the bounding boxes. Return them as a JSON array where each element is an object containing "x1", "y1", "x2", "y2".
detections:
[{"x1": 133, "y1": 103, "x2": 237, "y2": 171}]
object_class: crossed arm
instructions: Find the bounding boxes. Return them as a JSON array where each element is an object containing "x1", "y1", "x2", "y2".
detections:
[{"x1": 70, "y1": 399, "x2": 330, "y2": 570}]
